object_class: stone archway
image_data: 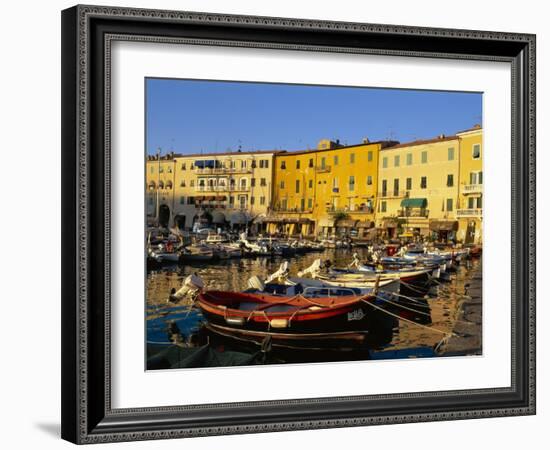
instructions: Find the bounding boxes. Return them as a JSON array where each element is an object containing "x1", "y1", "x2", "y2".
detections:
[
  {"x1": 158, "y1": 204, "x2": 170, "y2": 228},
  {"x1": 174, "y1": 214, "x2": 186, "y2": 230}
]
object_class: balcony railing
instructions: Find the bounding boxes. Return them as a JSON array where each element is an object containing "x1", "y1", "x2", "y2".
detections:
[
  {"x1": 194, "y1": 202, "x2": 250, "y2": 211},
  {"x1": 195, "y1": 185, "x2": 250, "y2": 192},
  {"x1": 316, "y1": 165, "x2": 332, "y2": 173},
  {"x1": 195, "y1": 167, "x2": 252, "y2": 175},
  {"x1": 461, "y1": 184, "x2": 483, "y2": 194},
  {"x1": 272, "y1": 207, "x2": 313, "y2": 214},
  {"x1": 456, "y1": 208, "x2": 483, "y2": 217},
  {"x1": 397, "y1": 208, "x2": 429, "y2": 218},
  {"x1": 327, "y1": 206, "x2": 374, "y2": 215},
  {"x1": 380, "y1": 190, "x2": 410, "y2": 199}
]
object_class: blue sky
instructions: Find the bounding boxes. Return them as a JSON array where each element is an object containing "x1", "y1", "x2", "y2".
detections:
[{"x1": 146, "y1": 78, "x2": 482, "y2": 155}]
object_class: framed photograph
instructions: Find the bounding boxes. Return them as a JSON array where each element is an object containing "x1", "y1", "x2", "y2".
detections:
[{"x1": 61, "y1": 5, "x2": 536, "y2": 444}]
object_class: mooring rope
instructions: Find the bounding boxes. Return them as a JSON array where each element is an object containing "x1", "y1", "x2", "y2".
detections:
[
  {"x1": 361, "y1": 298, "x2": 455, "y2": 337},
  {"x1": 374, "y1": 294, "x2": 431, "y2": 317},
  {"x1": 397, "y1": 279, "x2": 431, "y2": 295},
  {"x1": 388, "y1": 290, "x2": 431, "y2": 305}
]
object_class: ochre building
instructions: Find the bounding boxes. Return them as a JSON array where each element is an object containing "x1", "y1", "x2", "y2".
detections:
[
  {"x1": 146, "y1": 150, "x2": 281, "y2": 231},
  {"x1": 268, "y1": 139, "x2": 397, "y2": 237}
]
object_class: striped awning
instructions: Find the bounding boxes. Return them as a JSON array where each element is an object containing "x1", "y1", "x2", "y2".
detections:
[
  {"x1": 336, "y1": 219, "x2": 358, "y2": 228},
  {"x1": 401, "y1": 198, "x2": 427, "y2": 208},
  {"x1": 429, "y1": 220, "x2": 458, "y2": 231}
]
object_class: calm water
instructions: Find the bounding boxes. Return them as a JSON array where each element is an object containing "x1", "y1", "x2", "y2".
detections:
[{"x1": 146, "y1": 248, "x2": 480, "y2": 368}]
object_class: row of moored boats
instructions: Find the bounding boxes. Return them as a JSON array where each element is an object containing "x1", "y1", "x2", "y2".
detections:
[
  {"x1": 166, "y1": 244, "x2": 481, "y2": 350},
  {"x1": 147, "y1": 231, "x2": 326, "y2": 267}
]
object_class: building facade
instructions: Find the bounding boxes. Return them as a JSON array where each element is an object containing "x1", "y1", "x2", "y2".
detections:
[
  {"x1": 146, "y1": 127, "x2": 482, "y2": 243},
  {"x1": 268, "y1": 139, "x2": 396, "y2": 237},
  {"x1": 375, "y1": 135, "x2": 461, "y2": 240},
  {"x1": 146, "y1": 150, "x2": 280, "y2": 230},
  {"x1": 456, "y1": 126, "x2": 483, "y2": 244}
]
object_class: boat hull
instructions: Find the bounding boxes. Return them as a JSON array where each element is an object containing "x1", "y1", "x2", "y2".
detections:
[{"x1": 195, "y1": 291, "x2": 394, "y2": 343}]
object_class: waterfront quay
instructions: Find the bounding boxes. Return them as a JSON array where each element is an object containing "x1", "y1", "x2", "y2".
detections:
[{"x1": 436, "y1": 261, "x2": 482, "y2": 356}]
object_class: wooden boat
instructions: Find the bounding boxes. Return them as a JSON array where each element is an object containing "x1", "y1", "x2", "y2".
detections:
[
  {"x1": 180, "y1": 244, "x2": 215, "y2": 262},
  {"x1": 325, "y1": 267, "x2": 434, "y2": 284},
  {"x1": 247, "y1": 274, "x2": 400, "y2": 297},
  {"x1": 147, "y1": 241, "x2": 182, "y2": 267},
  {"x1": 196, "y1": 291, "x2": 382, "y2": 347}
]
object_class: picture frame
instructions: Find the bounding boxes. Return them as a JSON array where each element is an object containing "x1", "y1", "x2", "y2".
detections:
[{"x1": 61, "y1": 4, "x2": 536, "y2": 444}]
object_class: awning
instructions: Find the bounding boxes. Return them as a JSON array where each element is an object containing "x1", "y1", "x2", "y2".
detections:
[
  {"x1": 364, "y1": 228, "x2": 378, "y2": 237},
  {"x1": 216, "y1": 196, "x2": 227, "y2": 201},
  {"x1": 401, "y1": 198, "x2": 427, "y2": 208},
  {"x1": 399, "y1": 232, "x2": 415, "y2": 238},
  {"x1": 318, "y1": 218, "x2": 335, "y2": 228},
  {"x1": 211, "y1": 211, "x2": 226, "y2": 224},
  {"x1": 336, "y1": 219, "x2": 358, "y2": 228},
  {"x1": 229, "y1": 211, "x2": 250, "y2": 225},
  {"x1": 382, "y1": 219, "x2": 398, "y2": 228},
  {"x1": 253, "y1": 214, "x2": 267, "y2": 224},
  {"x1": 356, "y1": 221, "x2": 375, "y2": 228},
  {"x1": 263, "y1": 216, "x2": 282, "y2": 223},
  {"x1": 429, "y1": 220, "x2": 459, "y2": 231}
]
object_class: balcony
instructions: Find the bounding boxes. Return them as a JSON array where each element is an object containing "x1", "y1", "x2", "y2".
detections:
[
  {"x1": 327, "y1": 206, "x2": 374, "y2": 215},
  {"x1": 397, "y1": 208, "x2": 429, "y2": 218},
  {"x1": 461, "y1": 184, "x2": 483, "y2": 194},
  {"x1": 456, "y1": 208, "x2": 483, "y2": 217},
  {"x1": 315, "y1": 165, "x2": 332, "y2": 173},
  {"x1": 195, "y1": 167, "x2": 252, "y2": 175},
  {"x1": 195, "y1": 185, "x2": 250, "y2": 193},
  {"x1": 271, "y1": 207, "x2": 314, "y2": 214},
  {"x1": 380, "y1": 190, "x2": 410, "y2": 199}
]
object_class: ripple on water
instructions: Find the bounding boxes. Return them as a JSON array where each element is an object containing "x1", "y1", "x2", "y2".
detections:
[{"x1": 146, "y1": 248, "x2": 481, "y2": 358}]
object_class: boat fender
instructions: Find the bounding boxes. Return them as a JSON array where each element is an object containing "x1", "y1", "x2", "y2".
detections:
[
  {"x1": 225, "y1": 316, "x2": 244, "y2": 326},
  {"x1": 269, "y1": 319, "x2": 289, "y2": 329}
]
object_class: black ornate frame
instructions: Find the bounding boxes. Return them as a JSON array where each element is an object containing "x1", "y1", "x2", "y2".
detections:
[{"x1": 61, "y1": 4, "x2": 536, "y2": 444}]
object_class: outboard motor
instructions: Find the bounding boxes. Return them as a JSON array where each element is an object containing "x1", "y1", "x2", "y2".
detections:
[
  {"x1": 348, "y1": 252, "x2": 361, "y2": 269},
  {"x1": 297, "y1": 258, "x2": 322, "y2": 277},
  {"x1": 265, "y1": 261, "x2": 290, "y2": 283},
  {"x1": 247, "y1": 275, "x2": 265, "y2": 292},
  {"x1": 168, "y1": 274, "x2": 205, "y2": 302}
]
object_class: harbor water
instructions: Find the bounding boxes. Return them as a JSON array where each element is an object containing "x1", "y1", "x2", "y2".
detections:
[{"x1": 146, "y1": 247, "x2": 481, "y2": 369}]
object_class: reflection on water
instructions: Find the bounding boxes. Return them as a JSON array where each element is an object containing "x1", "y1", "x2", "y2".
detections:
[{"x1": 146, "y1": 248, "x2": 480, "y2": 369}]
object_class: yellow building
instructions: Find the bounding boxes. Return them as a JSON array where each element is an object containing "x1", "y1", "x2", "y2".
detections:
[
  {"x1": 456, "y1": 125, "x2": 483, "y2": 244},
  {"x1": 375, "y1": 135, "x2": 461, "y2": 240},
  {"x1": 268, "y1": 139, "x2": 396, "y2": 237},
  {"x1": 146, "y1": 153, "x2": 177, "y2": 227},
  {"x1": 146, "y1": 150, "x2": 280, "y2": 231}
]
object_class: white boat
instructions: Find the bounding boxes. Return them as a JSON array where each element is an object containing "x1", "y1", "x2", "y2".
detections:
[{"x1": 180, "y1": 244, "x2": 215, "y2": 262}]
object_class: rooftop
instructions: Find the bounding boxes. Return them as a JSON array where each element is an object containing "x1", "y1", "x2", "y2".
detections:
[
  {"x1": 279, "y1": 140, "x2": 400, "y2": 157},
  {"x1": 382, "y1": 134, "x2": 459, "y2": 151},
  {"x1": 456, "y1": 124, "x2": 483, "y2": 135},
  {"x1": 148, "y1": 149, "x2": 287, "y2": 161}
]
